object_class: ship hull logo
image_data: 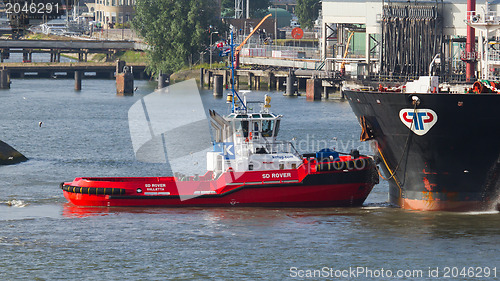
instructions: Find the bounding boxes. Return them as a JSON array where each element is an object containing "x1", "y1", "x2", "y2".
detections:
[{"x1": 399, "y1": 109, "x2": 438, "y2": 135}]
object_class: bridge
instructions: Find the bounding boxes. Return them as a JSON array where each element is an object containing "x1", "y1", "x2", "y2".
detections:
[
  {"x1": 0, "y1": 61, "x2": 149, "y2": 79},
  {"x1": 0, "y1": 39, "x2": 148, "y2": 62}
]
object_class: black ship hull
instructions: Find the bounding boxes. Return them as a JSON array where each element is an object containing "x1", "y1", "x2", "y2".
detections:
[{"x1": 345, "y1": 90, "x2": 500, "y2": 211}]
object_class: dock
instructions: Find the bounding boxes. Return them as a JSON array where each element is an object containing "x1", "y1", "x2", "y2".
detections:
[{"x1": 200, "y1": 68, "x2": 343, "y2": 100}]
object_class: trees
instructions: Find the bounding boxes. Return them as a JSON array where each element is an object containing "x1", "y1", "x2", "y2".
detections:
[
  {"x1": 295, "y1": 0, "x2": 320, "y2": 30},
  {"x1": 132, "y1": 0, "x2": 224, "y2": 75}
]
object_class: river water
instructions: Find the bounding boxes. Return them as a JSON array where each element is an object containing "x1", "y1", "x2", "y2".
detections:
[{"x1": 0, "y1": 78, "x2": 499, "y2": 280}]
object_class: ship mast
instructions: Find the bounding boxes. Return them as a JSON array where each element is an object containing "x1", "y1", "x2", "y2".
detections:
[{"x1": 229, "y1": 30, "x2": 247, "y2": 113}]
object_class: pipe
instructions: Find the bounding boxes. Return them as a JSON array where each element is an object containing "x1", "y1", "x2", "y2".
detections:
[{"x1": 466, "y1": 0, "x2": 476, "y2": 82}]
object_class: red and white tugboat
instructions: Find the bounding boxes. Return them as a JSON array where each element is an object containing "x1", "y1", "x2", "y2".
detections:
[
  {"x1": 61, "y1": 33, "x2": 378, "y2": 208},
  {"x1": 62, "y1": 93, "x2": 378, "y2": 207}
]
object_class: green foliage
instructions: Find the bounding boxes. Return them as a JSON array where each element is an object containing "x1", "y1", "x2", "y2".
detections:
[
  {"x1": 132, "y1": 0, "x2": 225, "y2": 76},
  {"x1": 296, "y1": 0, "x2": 320, "y2": 30},
  {"x1": 116, "y1": 51, "x2": 147, "y2": 63},
  {"x1": 92, "y1": 53, "x2": 107, "y2": 62}
]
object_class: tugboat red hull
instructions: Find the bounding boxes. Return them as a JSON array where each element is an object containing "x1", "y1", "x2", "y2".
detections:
[{"x1": 62, "y1": 157, "x2": 378, "y2": 207}]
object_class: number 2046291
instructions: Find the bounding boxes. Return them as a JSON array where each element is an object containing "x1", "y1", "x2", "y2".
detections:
[
  {"x1": 6, "y1": 2, "x2": 60, "y2": 14},
  {"x1": 442, "y1": 267, "x2": 496, "y2": 278}
]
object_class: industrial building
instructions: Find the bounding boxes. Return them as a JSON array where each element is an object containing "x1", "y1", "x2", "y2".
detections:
[{"x1": 321, "y1": 0, "x2": 497, "y2": 81}]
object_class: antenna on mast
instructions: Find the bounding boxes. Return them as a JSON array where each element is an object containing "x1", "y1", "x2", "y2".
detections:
[{"x1": 229, "y1": 29, "x2": 247, "y2": 113}]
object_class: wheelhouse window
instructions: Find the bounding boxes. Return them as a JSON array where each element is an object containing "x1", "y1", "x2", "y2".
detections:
[
  {"x1": 262, "y1": 119, "x2": 274, "y2": 137},
  {"x1": 253, "y1": 121, "x2": 260, "y2": 137},
  {"x1": 235, "y1": 120, "x2": 249, "y2": 138},
  {"x1": 274, "y1": 120, "x2": 281, "y2": 137}
]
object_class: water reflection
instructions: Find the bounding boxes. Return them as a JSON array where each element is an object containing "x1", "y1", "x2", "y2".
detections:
[{"x1": 352, "y1": 207, "x2": 500, "y2": 239}]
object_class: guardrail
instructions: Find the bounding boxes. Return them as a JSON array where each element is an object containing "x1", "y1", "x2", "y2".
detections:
[{"x1": 0, "y1": 39, "x2": 144, "y2": 51}]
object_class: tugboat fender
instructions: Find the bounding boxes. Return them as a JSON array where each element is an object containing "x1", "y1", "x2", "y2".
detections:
[{"x1": 61, "y1": 183, "x2": 126, "y2": 195}]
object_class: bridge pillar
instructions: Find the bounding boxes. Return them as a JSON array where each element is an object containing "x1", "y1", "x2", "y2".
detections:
[
  {"x1": 0, "y1": 68, "x2": 10, "y2": 89},
  {"x1": 75, "y1": 70, "x2": 82, "y2": 91}
]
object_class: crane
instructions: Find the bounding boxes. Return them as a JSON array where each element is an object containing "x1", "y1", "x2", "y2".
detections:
[
  {"x1": 234, "y1": 13, "x2": 273, "y2": 68},
  {"x1": 340, "y1": 31, "x2": 355, "y2": 76}
]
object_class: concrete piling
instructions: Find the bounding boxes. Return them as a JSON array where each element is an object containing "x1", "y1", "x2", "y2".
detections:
[
  {"x1": 248, "y1": 72, "x2": 254, "y2": 90},
  {"x1": 213, "y1": 75, "x2": 223, "y2": 97},
  {"x1": 74, "y1": 70, "x2": 82, "y2": 91},
  {"x1": 267, "y1": 72, "x2": 275, "y2": 91},
  {"x1": 255, "y1": 76, "x2": 261, "y2": 90},
  {"x1": 199, "y1": 68, "x2": 204, "y2": 88},
  {"x1": 116, "y1": 66, "x2": 134, "y2": 95},
  {"x1": 223, "y1": 70, "x2": 230, "y2": 89},
  {"x1": 207, "y1": 71, "x2": 213, "y2": 88},
  {"x1": 285, "y1": 73, "x2": 296, "y2": 96},
  {"x1": 306, "y1": 78, "x2": 322, "y2": 101},
  {"x1": 0, "y1": 68, "x2": 10, "y2": 89}
]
